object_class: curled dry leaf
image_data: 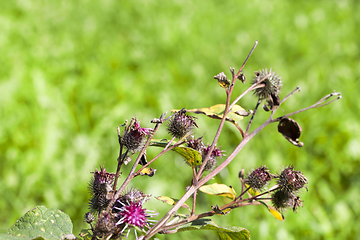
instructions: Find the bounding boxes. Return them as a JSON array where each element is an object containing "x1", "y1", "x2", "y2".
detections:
[{"x1": 277, "y1": 118, "x2": 304, "y2": 147}]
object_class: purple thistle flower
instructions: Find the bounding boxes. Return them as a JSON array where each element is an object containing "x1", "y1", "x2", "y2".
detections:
[
  {"x1": 201, "y1": 144, "x2": 225, "y2": 171},
  {"x1": 116, "y1": 201, "x2": 148, "y2": 228},
  {"x1": 203, "y1": 145, "x2": 225, "y2": 158},
  {"x1": 186, "y1": 136, "x2": 205, "y2": 151},
  {"x1": 113, "y1": 189, "x2": 158, "y2": 239}
]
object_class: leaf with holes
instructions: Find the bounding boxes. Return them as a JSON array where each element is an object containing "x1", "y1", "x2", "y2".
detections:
[
  {"x1": 4, "y1": 206, "x2": 75, "y2": 240},
  {"x1": 178, "y1": 219, "x2": 250, "y2": 240}
]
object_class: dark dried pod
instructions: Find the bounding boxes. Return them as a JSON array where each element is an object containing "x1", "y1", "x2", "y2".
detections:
[{"x1": 278, "y1": 118, "x2": 303, "y2": 147}]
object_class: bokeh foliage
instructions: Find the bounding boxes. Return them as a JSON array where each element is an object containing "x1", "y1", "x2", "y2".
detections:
[{"x1": 0, "y1": 0, "x2": 359, "y2": 239}]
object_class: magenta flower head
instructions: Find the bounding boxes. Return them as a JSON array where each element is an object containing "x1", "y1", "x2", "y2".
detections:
[
  {"x1": 201, "y1": 144, "x2": 225, "y2": 171},
  {"x1": 122, "y1": 118, "x2": 153, "y2": 153},
  {"x1": 88, "y1": 166, "x2": 116, "y2": 212},
  {"x1": 167, "y1": 108, "x2": 198, "y2": 138},
  {"x1": 186, "y1": 136, "x2": 205, "y2": 151},
  {"x1": 113, "y1": 188, "x2": 158, "y2": 239}
]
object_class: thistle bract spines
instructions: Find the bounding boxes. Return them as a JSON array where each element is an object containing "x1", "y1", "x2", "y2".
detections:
[
  {"x1": 245, "y1": 165, "x2": 273, "y2": 191},
  {"x1": 167, "y1": 109, "x2": 198, "y2": 138},
  {"x1": 252, "y1": 68, "x2": 282, "y2": 100},
  {"x1": 277, "y1": 165, "x2": 308, "y2": 192}
]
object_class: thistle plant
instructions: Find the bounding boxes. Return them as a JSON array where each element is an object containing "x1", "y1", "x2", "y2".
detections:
[
  {"x1": 80, "y1": 41, "x2": 341, "y2": 240},
  {"x1": 5, "y1": 41, "x2": 341, "y2": 240}
]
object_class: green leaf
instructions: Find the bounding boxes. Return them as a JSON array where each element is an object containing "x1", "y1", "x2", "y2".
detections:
[
  {"x1": 259, "y1": 201, "x2": 284, "y2": 221},
  {"x1": 178, "y1": 219, "x2": 250, "y2": 240},
  {"x1": 149, "y1": 140, "x2": 202, "y2": 167},
  {"x1": 4, "y1": 206, "x2": 74, "y2": 240},
  {"x1": 199, "y1": 183, "x2": 237, "y2": 200},
  {"x1": 173, "y1": 146, "x2": 202, "y2": 167}
]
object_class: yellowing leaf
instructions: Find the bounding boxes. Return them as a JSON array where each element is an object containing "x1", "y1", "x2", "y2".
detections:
[
  {"x1": 245, "y1": 184, "x2": 260, "y2": 197},
  {"x1": 214, "y1": 72, "x2": 231, "y2": 89},
  {"x1": 173, "y1": 104, "x2": 249, "y2": 132},
  {"x1": 259, "y1": 201, "x2": 284, "y2": 221},
  {"x1": 199, "y1": 183, "x2": 236, "y2": 200},
  {"x1": 140, "y1": 167, "x2": 156, "y2": 177},
  {"x1": 155, "y1": 196, "x2": 190, "y2": 210},
  {"x1": 269, "y1": 207, "x2": 284, "y2": 221},
  {"x1": 217, "y1": 79, "x2": 230, "y2": 89}
]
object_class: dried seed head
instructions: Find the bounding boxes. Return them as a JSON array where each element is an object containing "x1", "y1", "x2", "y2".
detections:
[
  {"x1": 271, "y1": 189, "x2": 295, "y2": 212},
  {"x1": 122, "y1": 118, "x2": 153, "y2": 153},
  {"x1": 88, "y1": 167, "x2": 115, "y2": 212},
  {"x1": 245, "y1": 166, "x2": 273, "y2": 191},
  {"x1": 252, "y1": 69, "x2": 282, "y2": 100},
  {"x1": 277, "y1": 166, "x2": 308, "y2": 192},
  {"x1": 167, "y1": 109, "x2": 198, "y2": 138}
]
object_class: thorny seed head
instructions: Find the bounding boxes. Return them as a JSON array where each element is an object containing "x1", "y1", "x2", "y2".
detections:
[
  {"x1": 245, "y1": 165, "x2": 273, "y2": 191},
  {"x1": 167, "y1": 108, "x2": 198, "y2": 138},
  {"x1": 88, "y1": 167, "x2": 116, "y2": 212},
  {"x1": 122, "y1": 187, "x2": 150, "y2": 205},
  {"x1": 272, "y1": 189, "x2": 304, "y2": 212},
  {"x1": 95, "y1": 212, "x2": 121, "y2": 239},
  {"x1": 252, "y1": 69, "x2": 282, "y2": 101},
  {"x1": 271, "y1": 189, "x2": 295, "y2": 212},
  {"x1": 277, "y1": 165, "x2": 308, "y2": 192},
  {"x1": 122, "y1": 118, "x2": 153, "y2": 153}
]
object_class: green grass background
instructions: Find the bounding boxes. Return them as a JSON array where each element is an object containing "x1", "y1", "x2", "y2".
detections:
[{"x1": 0, "y1": 0, "x2": 359, "y2": 239}]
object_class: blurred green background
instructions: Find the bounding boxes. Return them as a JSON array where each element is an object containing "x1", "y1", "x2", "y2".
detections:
[{"x1": 0, "y1": 0, "x2": 359, "y2": 239}]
